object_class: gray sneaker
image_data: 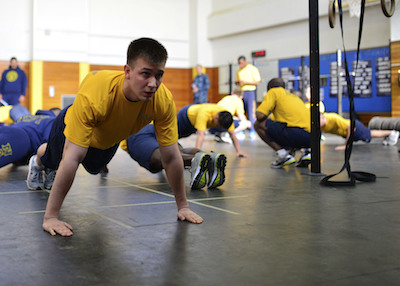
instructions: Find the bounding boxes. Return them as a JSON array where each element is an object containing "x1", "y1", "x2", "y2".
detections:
[
  {"x1": 190, "y1": 152, "x2": 211, "y2": 189},
  {"x1": 271, "y1": 154, "x2": 296, "y2": 169},
  {"x1": 27, "y1": 155, "x2": 44, "y2": 190},
  {"x1": 44, "y1": 168, "x2": 56, "y2": 190},
  {"x1": 208, "y1": 152, "x2": 227, "y2": 189}
]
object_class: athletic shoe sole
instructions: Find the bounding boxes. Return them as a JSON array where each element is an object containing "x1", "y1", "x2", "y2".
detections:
[
  {"x1": 190, "y1": 154, "x2": 211, "y2": 189},
  {"x1": 208, "y1": 154, "x2": 227, "y2": 188}
]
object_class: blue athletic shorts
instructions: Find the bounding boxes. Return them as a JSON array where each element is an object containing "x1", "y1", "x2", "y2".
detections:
[
  {"x1": 126, "y1": 124, "x2": 160, "y2": 173},
  {"x1": 41, "y1": 106, "x2": 118, "y2": 174},
  {"x1": 265, "y1": 119, "x2": 311, "y2": 149},
  {"x1": 177, "y1": 105, "x2": 197, "y2": 138},
  {"x1": 354, "y1": 120, "x2": 371, "y2": 142}
]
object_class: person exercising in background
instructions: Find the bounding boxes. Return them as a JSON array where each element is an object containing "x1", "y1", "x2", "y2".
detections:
[
  {"x1": 320, "y1": 112, "x2": 399, "y2": 150},
  {"x1": 177, "y1": 103, "x2": 247, "y2": 158},
  {"x1": 254, "y1": 78, "x2": 311, "y2": 168},
  {"x1": 214, "y1": 88, "x2": 252, "y2": 141}
]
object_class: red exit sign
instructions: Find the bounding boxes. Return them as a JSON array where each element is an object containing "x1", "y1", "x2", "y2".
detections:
[{"x1": 251, "y1": 50, "x2": 266, "y2": 58}]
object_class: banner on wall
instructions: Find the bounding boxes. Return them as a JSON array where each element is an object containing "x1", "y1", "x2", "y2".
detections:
[{"x1": 278, "y1": 46, "x2": 391, "y2": 113}]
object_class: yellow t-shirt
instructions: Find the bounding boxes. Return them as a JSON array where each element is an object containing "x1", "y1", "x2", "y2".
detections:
[
  {"x1": 187, "y1": 103, "x2": 234, "y2": 132},
  {"x1": 64, "y1": 71, "x2": 178, "y2": 150},
  {"x1": 321, "y1": 112, "x2": 349, "y2": 137},
  {"x1": 257, "y1": 87, "x2": 311, "y2": 132},
  {"x1": 217, "y1": 95, "x2": 245, "y2": 117},
  {"x1": 236, "y1": 64, "x2": 261, "y2": 91},
  {"x1": 0, "y1": 105, "x2": 13, "y2": 125}
]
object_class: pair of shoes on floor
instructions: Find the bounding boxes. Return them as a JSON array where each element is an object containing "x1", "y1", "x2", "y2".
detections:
[
  {"x1": 190, "y1": 152, "x2": 227, "y2": 189},
  {"x1": 27, "y1": 155, "x2": 56, "y2": 190},
  {"x1": 383, "y1": 130, "x2": 399, "y2": 146}
]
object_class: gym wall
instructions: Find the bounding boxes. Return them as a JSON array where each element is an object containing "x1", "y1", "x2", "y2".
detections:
[{"x1": 0, "y1": 60, "x2": 219, "y2": 113}]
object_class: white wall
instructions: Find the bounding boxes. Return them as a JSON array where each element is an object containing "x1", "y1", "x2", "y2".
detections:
[
  {"x1": 0, "y1": 0, "x2": 192, "y2": 68},
  {"x1": 208, "y1": 0, "x2": 392, "y2": 66},
  {"x1": 0, "y1": 0, "x2": 397, "y2": 69},
  {"x1": 391, "y1": 0, "x2": 400, "y2": 41},
  {"x1": 0, "y1": 0, "x2": 32, "y2": 61}
]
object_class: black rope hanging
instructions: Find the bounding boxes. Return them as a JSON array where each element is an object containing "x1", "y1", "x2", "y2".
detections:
[{"x1": 320, "y1": 0, "x2": 395, "y2": 186}]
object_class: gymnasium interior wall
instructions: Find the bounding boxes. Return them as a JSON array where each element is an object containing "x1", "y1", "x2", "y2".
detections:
[{"x1": 0, "y1": 0, "x2": 399, "y2": 118}]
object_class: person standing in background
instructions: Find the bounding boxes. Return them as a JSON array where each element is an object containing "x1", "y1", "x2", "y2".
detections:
[
  {"x1": 192, "y1": 64, "x2": 210, "y2": 104},
  {"x1": 235, "y1": 55, "x2": 261, "y2": 139},
  {"x1": 0, "y1": 57, "x2": 27, "y2": 106}
]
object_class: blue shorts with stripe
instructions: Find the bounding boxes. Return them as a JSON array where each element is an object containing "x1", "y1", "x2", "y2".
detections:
[
  {"x1": 41, "y1": 106, "x2": 118, "y2": 174},
  {"x1": 265, "y1": 119, "x2": 310, "y2": 149},
  {"x1": 353, "y1": 120, "x2": 371, "y2": 142},
  {"x1": 177, "y1": 105, "x2": 196, "y2": 138},
  {"x1": 126, "y1": 124, "x2": 160, "y2": 173}
]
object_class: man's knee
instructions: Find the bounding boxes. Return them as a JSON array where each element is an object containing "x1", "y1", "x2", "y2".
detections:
[
  {"x1": 148, "y1": 149, "x2": 163, "y2": 173},
  {"x1": 148, "y1": 159, "x2": 163, "y2": 173}
]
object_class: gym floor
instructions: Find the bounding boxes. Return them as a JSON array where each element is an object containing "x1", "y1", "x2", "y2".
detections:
[{"x1": 1, "y1": 133, "x2": 400, "y2": 286}]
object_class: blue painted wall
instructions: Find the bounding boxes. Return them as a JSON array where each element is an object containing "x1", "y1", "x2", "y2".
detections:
[{"x1": 278, "y1": 46, "x2": 391, "y2": 113}]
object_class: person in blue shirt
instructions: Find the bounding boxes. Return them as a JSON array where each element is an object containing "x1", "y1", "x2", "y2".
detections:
[
  {"x1": 192, "y1": 64, "x2": 210, "y2": 104},
  {"x1": 0, "y1": 57, "x2": 28, "y2": 106}
]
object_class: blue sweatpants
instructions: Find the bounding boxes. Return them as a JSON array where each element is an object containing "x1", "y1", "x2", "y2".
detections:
[{"x1": 0, "y1": 126, "x2": 31, "y2": 168}]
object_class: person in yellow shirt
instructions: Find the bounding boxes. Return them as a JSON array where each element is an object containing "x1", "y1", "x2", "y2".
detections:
[
  {"x1": 235, "y1": 56, "x2": 261, "y2": 139},
  {"x1": 254, "y1": 78, "x2": 311, "y2": 168},
  {"x1": 218, "y1": 88, "x2": 251, "y2": 133},
  {"x1": 26, "y1": 38, "x2": 203, "y2": 237},
  {"x1": 212, "y1": 88, "x2": 251, "y2": 142},
  {"x1": 320, "y1": 112, "x2": 399, "y2": 150},
  {"x1": 178, "y1": 103, "x2": 246, "y2": 157}
]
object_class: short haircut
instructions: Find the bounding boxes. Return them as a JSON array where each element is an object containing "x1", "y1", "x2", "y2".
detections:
[
  {"x1": 267, "y1": 78, "x2": 285, "y2": 90},
  {"x1": 10, "y1": 57, "x2": 17, "y2": 61},
  {"x1": 237, "y1": 55, "x2": 246, "y2": 62},
  {"x1": 232, "y1": 88, "x2": 243, "y2": 97},
  {"x1": 127, "y1": 38, "x2": 168, "y2": 67},
  {"x1": 218, "y1": 111, "x2": 233, "y2": 130}
]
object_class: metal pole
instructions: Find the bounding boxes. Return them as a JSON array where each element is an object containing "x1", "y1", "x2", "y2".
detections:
[
  {"x1": 309, "y1": 0, "x2": 321, "y2": 174},
  {"x1": 337, "y1": 49, "x2": 343, "y2": 116}
]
